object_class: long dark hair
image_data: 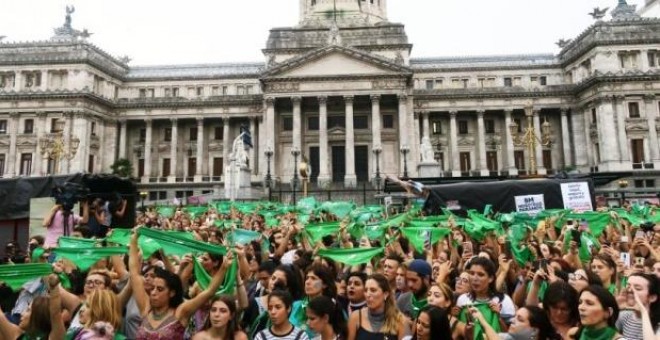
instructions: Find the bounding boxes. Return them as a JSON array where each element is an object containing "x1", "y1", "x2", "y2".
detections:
[
  {"x1": 580, "y1": 285, "x2": 619, "y2": 328},
  {"x1": 153, "y1": 266, "x2": 184, "y2": 308},
  {"x1": 522, "y1": 305, "x2": 553, "y2": 340},
  {"x1": 629, "y1": 273, "x2": 660, "y2": 331},
  {"x1": 272, "y1": 264, "x2": 303, "y2": 300},
  {"x1": 307, "y1": 295, "x2": 346, "y2": 338},
  {"x1": 305, "y1": 263, "x2": 337, "y2": 298},
  {"x1": 23, "y1": 296, "x2": 52, "y2": 338},
  {"x1": 203, "y1": 295, "x2": 240, "y2": 338},
  {"x1": 412, "y1": 306, "x2": 450, "y2": 340},
  {"x1": 543, "y1": 281, "x2": 579, "y2": 326},
  {"x1": 465, "y1": 257, "x2": 498, "y2": 299}
]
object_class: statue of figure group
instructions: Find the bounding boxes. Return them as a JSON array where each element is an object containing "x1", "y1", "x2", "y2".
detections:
[{"x1": 420, "y1": 136, "x2": 435, "y2": 163}]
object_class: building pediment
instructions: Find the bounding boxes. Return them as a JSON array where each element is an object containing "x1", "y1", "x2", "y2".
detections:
[{"x1": 262, "y1": 45, "x2": 412, "y2": 80}]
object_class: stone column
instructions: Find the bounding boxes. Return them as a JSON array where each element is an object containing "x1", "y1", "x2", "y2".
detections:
[
  {"x1": 249, "y1": 116, "x2": 257, "y2": 175},
  {"x1": 72, "y1": 112, "x2": 89, "y2": 173},
  {"x1": 14, "y1": 72, "x2": 22, "y2": 91},
  {"x1": 6, "y1": 113, "x2": 18, "y2": 177},
  {"x1": 34, "y1": 112, "x2": 47, "y2": 176},
  {"x1": 644, "y1": 95, "x2": 660, "y2": 167},
  {"x1": 597, "y1": 97, "x2": 620, "y2": 171},
  {"x1": 615, "y1": 95, "x2": 631, "y2": 165},
  {"x1": 640, "y1": 50, "x2": 650, "y2": 72},
  {"x1": 195, "y1": 118, "x2": 204, "y2": 181},
  {"x1": 582, "y1": 107, "x2": 594, "y2": 168},
  {"x1": 61, "y1": 112, "x2": 73, "y2": 174},
  {"x1": 292, "y1": 96, "x2": 302, "y2": 151},
  {"x1": 119, "y1": 119, "x2": 127, "y2": 159},
  {"x1": 143, "y1": 119, "x2": 152, "y2": 183},
  {"x1": 371, "y1": 95, "x2": 381, "y2": 179},
  {"x1": 265, "y1": 97, "x2": 276, "y2": 179},
  {"x1": 398, "y1": 94, "x2": 408, "y2": 174},
  {"x1": 168, "y1": 118, "x2": 178, "y2": 182},
  {"x1": 449, "y1": 111, "x2": 460, "y2": 177},
  {"x1": 477, "y1": 110, "x2": 488, "y2": 175},
  {"x1": 318, "y1": 96, "x2": 330, "y2": 186},
  {"x1": 532, "y1": 109, "x2": 547, "y2": 175},
  {"x1": 560, "y1": 109, "x2": 573, "y2": 168},
  {"x1": 344, "y1": 96, "x2": 357, "y2": 187},
  {"x1": 504, "y1": 109, "x2": 517, "y2": 175},
  {"x1": 422, "y1": 111, "x2": 430, "y2": 140},
  {"x1": 222, "y1": 117, "x2": 231, "y2": 180}
]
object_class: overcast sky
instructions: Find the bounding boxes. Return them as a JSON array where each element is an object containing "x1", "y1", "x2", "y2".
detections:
[{"x1": 0, "y1": 0, "x2": 648, "y2": 65}]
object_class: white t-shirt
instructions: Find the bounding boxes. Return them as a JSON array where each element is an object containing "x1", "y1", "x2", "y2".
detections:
[{"x1": 456, "y1": 293, "x2": 516, "y2": 324}]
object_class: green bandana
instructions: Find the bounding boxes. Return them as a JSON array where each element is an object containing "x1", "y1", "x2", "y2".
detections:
[
  {"x1": 156, "y1": 206, "x2": 176, "y2": 218},
  {"x1": 0, "y1": 263, "x2": 53, "y2": 291},
  {"x1": 193, "y1": 256, "x2": 238, "y2": 296},
  {"x1": 399, "y1": 226, "x2": 451, "y2": 253},
  {"x1": 579, "y1": 326, "x2": 617, "y2": 340},
  {"x1": 53, "y1": 246, "x2": 128, "y2": 271},
  {"x1": 226, "y1": 228, "x2": 261, "y2": 245},
  {"x1": 137, "y1": 227, "x2": 227, "y2": 257},
  {"x1": 57, "y1": 236, "x2": 99, "y2": 248},
  {"x1": 317, "y1": 247, "x2": 384, "y2": 266},
  {"x1": 410, "y1": 294, "x2": 427, "y2": 319},
  {"x1": 459, "y1": 302, "x2": 501, "y2": 340},
  {"x1": 30, "y1": 247, "x2": 46, "y2": 263},
  {"x1": 304, "y1": 222, "x2": 341, "y2": 244}
]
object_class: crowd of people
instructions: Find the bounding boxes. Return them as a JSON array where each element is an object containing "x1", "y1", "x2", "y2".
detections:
[{"x1": 0, "y1": 191, "x2": 659, "y2": 340}]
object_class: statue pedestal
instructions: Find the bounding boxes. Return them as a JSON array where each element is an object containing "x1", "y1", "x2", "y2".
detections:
[
  {"x1": 224, "y1": 163, "x2": 252, "y2": 200},
  {"x1": 417, "y1": 162, "x2": 441, "y2": 177}
]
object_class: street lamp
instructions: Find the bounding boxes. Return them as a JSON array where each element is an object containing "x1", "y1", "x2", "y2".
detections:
[
  {"x1": 291, "y1": 146, "x2": 300, "y2": 205},
  {"x1": 618, "y1": 179, "x2": 629, "y2": 206},
  {"x1": 372, "y1": 146, "x2": 382, "y2": 192},
  {"x1": 139, "y1": 191, "x2": 148, "y2": 212},
  {"x1": 508, "y1": 107, "x2": 552, "y2": 175},
  {"x1": 400, "y1": 144, "x2": 410, "y2": 178},
  {"x1": 264, "y1": 145, "x2": 274, "y2": 189},
  {"x1": 40, "y1": 118, "x2": 80, "y2": 174}
]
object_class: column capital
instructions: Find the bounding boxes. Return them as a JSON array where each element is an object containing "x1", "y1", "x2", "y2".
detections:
[
  {"x1": 170, "y1": 117, "x2": 178, "y2": 124},
  {"x1": 532, "y1": 108, "x2": 541, "y2": 116},
  {"x1": 503, "y1": 108, "x2": 514, "y2": 115},
  {"x1": 196, "y1": 117, "x2": 204, "y2": 124},
  {"x1": 398, "y1": 93, "x2": 408, "y2": 101},
  {"x1": 344, "y1": 95, "x2": 354, "y2": 103},
  {"x1": 476, "y1": 109, "x2": 486, "y2": 117},
  {"x1": 318, "y1": 95, "x2": 327, "y2": 104},
  {"x1": 449, "y1": 111, "x2": 458, "y2": 118},
  {"x1": 370, "y1": 94, "x2": 381, "y2": 102},
  {"x1": 560, "y1": 107, "x2": 570, "y2": 115},
  {"x1": 291, "y1": 96, "x2": 302, "y2": 104},
  {"x1": 36, "y1": 111, "x2": 48, "y2": 118},
  {"x1": 614, "y1": 94, "x2": 626, "y2": 102},
  {"x1": 118, "y1": 118, "x2": 127, "y2": 125},
  {"x1": 265, "y1": 97, "x2": 275, "y2": 106},
  {"x1": 644, "y1": 94, "x2": 656, "y2": 103},
  {"x1": 144, "y1": 118, "x2": 152, "y2": 125},
  {"x1": 8, "y1": 112, "x2": 19, "y2": 118},
  {"x1": 222, "y1": 117, "x2": 230, "y2": 123}
]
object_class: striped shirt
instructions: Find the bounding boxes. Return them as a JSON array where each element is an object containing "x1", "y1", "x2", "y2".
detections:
[{"x1": 256, "y1": 326, "x2": 310, "y2": 340}]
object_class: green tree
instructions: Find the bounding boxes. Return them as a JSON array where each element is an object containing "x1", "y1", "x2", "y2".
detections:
[{"x1": 110, "y1": 158, "x2": 133, "y2": 178}]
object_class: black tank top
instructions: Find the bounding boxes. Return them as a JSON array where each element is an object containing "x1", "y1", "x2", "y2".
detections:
[{"x1": 355, "y1": 309, "x2": 398, "y2": 340}]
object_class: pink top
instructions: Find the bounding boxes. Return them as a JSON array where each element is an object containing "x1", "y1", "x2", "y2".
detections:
[
  {"x1": 135, "y1": 314, "x2": 186, "y2": 340},
  {"x1": 45, "y1": 210, "x2": 81, "y2": 248}
]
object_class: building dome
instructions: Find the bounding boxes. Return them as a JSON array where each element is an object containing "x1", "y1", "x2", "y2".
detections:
[{"x1": 299, "y1": 0, "x2": 387, "y2": 27}]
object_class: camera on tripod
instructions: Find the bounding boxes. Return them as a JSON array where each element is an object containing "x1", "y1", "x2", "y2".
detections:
[{"x1": 51, "y1": 182, "x2": 89, "y2": 211}]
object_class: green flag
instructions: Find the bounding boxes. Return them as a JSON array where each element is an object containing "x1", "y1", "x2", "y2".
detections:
[
  {"x1": 53, "y1": 246, "x2": 128, "y2": 271},
  {"x1": 157, "y1": 206, "x2": 176, "y2": 218},
  {"x1": 296, "y1": 197, "x2": 318, "y2": 215},
  {"x1": 319, "y1": 201, "x2": 356, "y2": 219},
  {"x1": 304, "y1": 222, "x2": 341, "y2": 244},
  {"x1": 138, "y1": 227, "x2": 227, "y2": 257},
  {"x1": 400, "y1": 226, "x2": 451, "y2": 253},
  {"x1": 193, "y1": 256, "x2": 238, "y2": 295},
  {"x1": 317, "y1": 247, "x2": 384, "y2": 266},
  {"x1": 459, "y1": 303, "x2": 502, "y2": 340},
  {"x1": 0, "y1": 263, "x2": 53, "y2": 292},
  {"x1": 184, "y1": 206, "x2": 208, "y2": 219},
  {"x1": 57, "y1": 236, "x2": 99, "y2": 248},
  {"x1": 226, "y1": 228, "x2": 261, "y2": 245}
]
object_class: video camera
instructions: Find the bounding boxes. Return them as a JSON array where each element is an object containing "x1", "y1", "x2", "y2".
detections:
[
  {"x1": 51, "y1": 182, "x2": 89, "y2": 211},
  {"x1": 640, "y1": 221, "x2": 655, "y2": 233}
]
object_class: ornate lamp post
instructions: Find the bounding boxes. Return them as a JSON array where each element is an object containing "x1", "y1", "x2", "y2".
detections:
[
  {"x1": 372, "y1": 146, "x2": 382, "y2": 192},
  {"x1": 291, "y1": 146, "x2": 300, "y2": 205},
  {"x1": 39, "y1": 118, "x2": 79, "y2": 174},
  {"x1": 618, "y1": 179, "x2": 629, "y2": 206},
  {"x1": 139, "y1": 191, "x2": 148, "y2": 212},
  {"x1": 508, "y1": 107, "x2": 552, "y2": 175},
  {"x1": 264, "y1": 145, "x2": 274, "y2": 189},
  {"x1": 400, "y1": 144, "x2": 410, "y2": 178}
]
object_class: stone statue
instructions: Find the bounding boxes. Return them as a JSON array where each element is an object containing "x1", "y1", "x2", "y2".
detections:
[
  {"x1": 327, "y1": 23, "x2": 342, "y2": 45},
  {"x1": 65, "y1": 6, "x2": 75, "y2": 28},
  {"x1": 420, "y1": 137, "x2": 435, "y2": 163},
  {"x1": 588, "y1": 7, "x2": 609, "y2": 20},
  {"x1": 555, "y1": 39, "x2": 572, "y2": 49}
]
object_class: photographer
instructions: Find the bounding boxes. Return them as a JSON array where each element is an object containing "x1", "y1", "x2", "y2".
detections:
[{"x1": 42, "y1": 200, "x2": 89, "y2": 249}]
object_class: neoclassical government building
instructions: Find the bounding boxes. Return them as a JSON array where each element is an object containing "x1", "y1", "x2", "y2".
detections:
[{"x1": 0, "y1": 0, "x2": 659, "y2": 200}]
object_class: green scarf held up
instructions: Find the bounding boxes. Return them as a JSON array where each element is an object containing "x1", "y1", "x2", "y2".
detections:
[
  {"x1": 156, "y1": 206, "x2": 176, "y2": 218},
  {"x1": 193, "y1": 256, "x2": 238, "y2": 296},
  {"x1": 579, "y1": 326, "x2": 618, "y2": 340},
  {"x1": 317, "y1": 247, "x2": 384, "y2": 266},
  {"x1": 399, "y1": 226, "x2": 451, "y2": 253},
  {"x1": 53, "y1": 246, "x2": 128, "y2": 271},
  {"x1": 57, "y1": 236, "x2": 99, "y2": 248},
  {"x1": 410, "y1": 294, "x2": 427, "y2": 319},
  {"x1": 226, "y1": 228, "x2": 261, "y2": 245},
  {"x1": 458, "y1": 303, "x2": 501, "y2": 340},
  {"x1": 304, "y1": 222, "x2": 341, "y2": 244},
  {"x1": 0, "y1": 263, "x2": 53, "y2": 292},
  {"x1": 137, "y1": 227, "x2": 227, "y2": 257}
]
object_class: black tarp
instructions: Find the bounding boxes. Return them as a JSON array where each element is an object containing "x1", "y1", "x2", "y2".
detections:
[
  {"x1": 0, "y1": 173, "x2": 136, "y2": 226},
  {"x1": 423, "y1": 178, "x2": 596, "y2": 215}
]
